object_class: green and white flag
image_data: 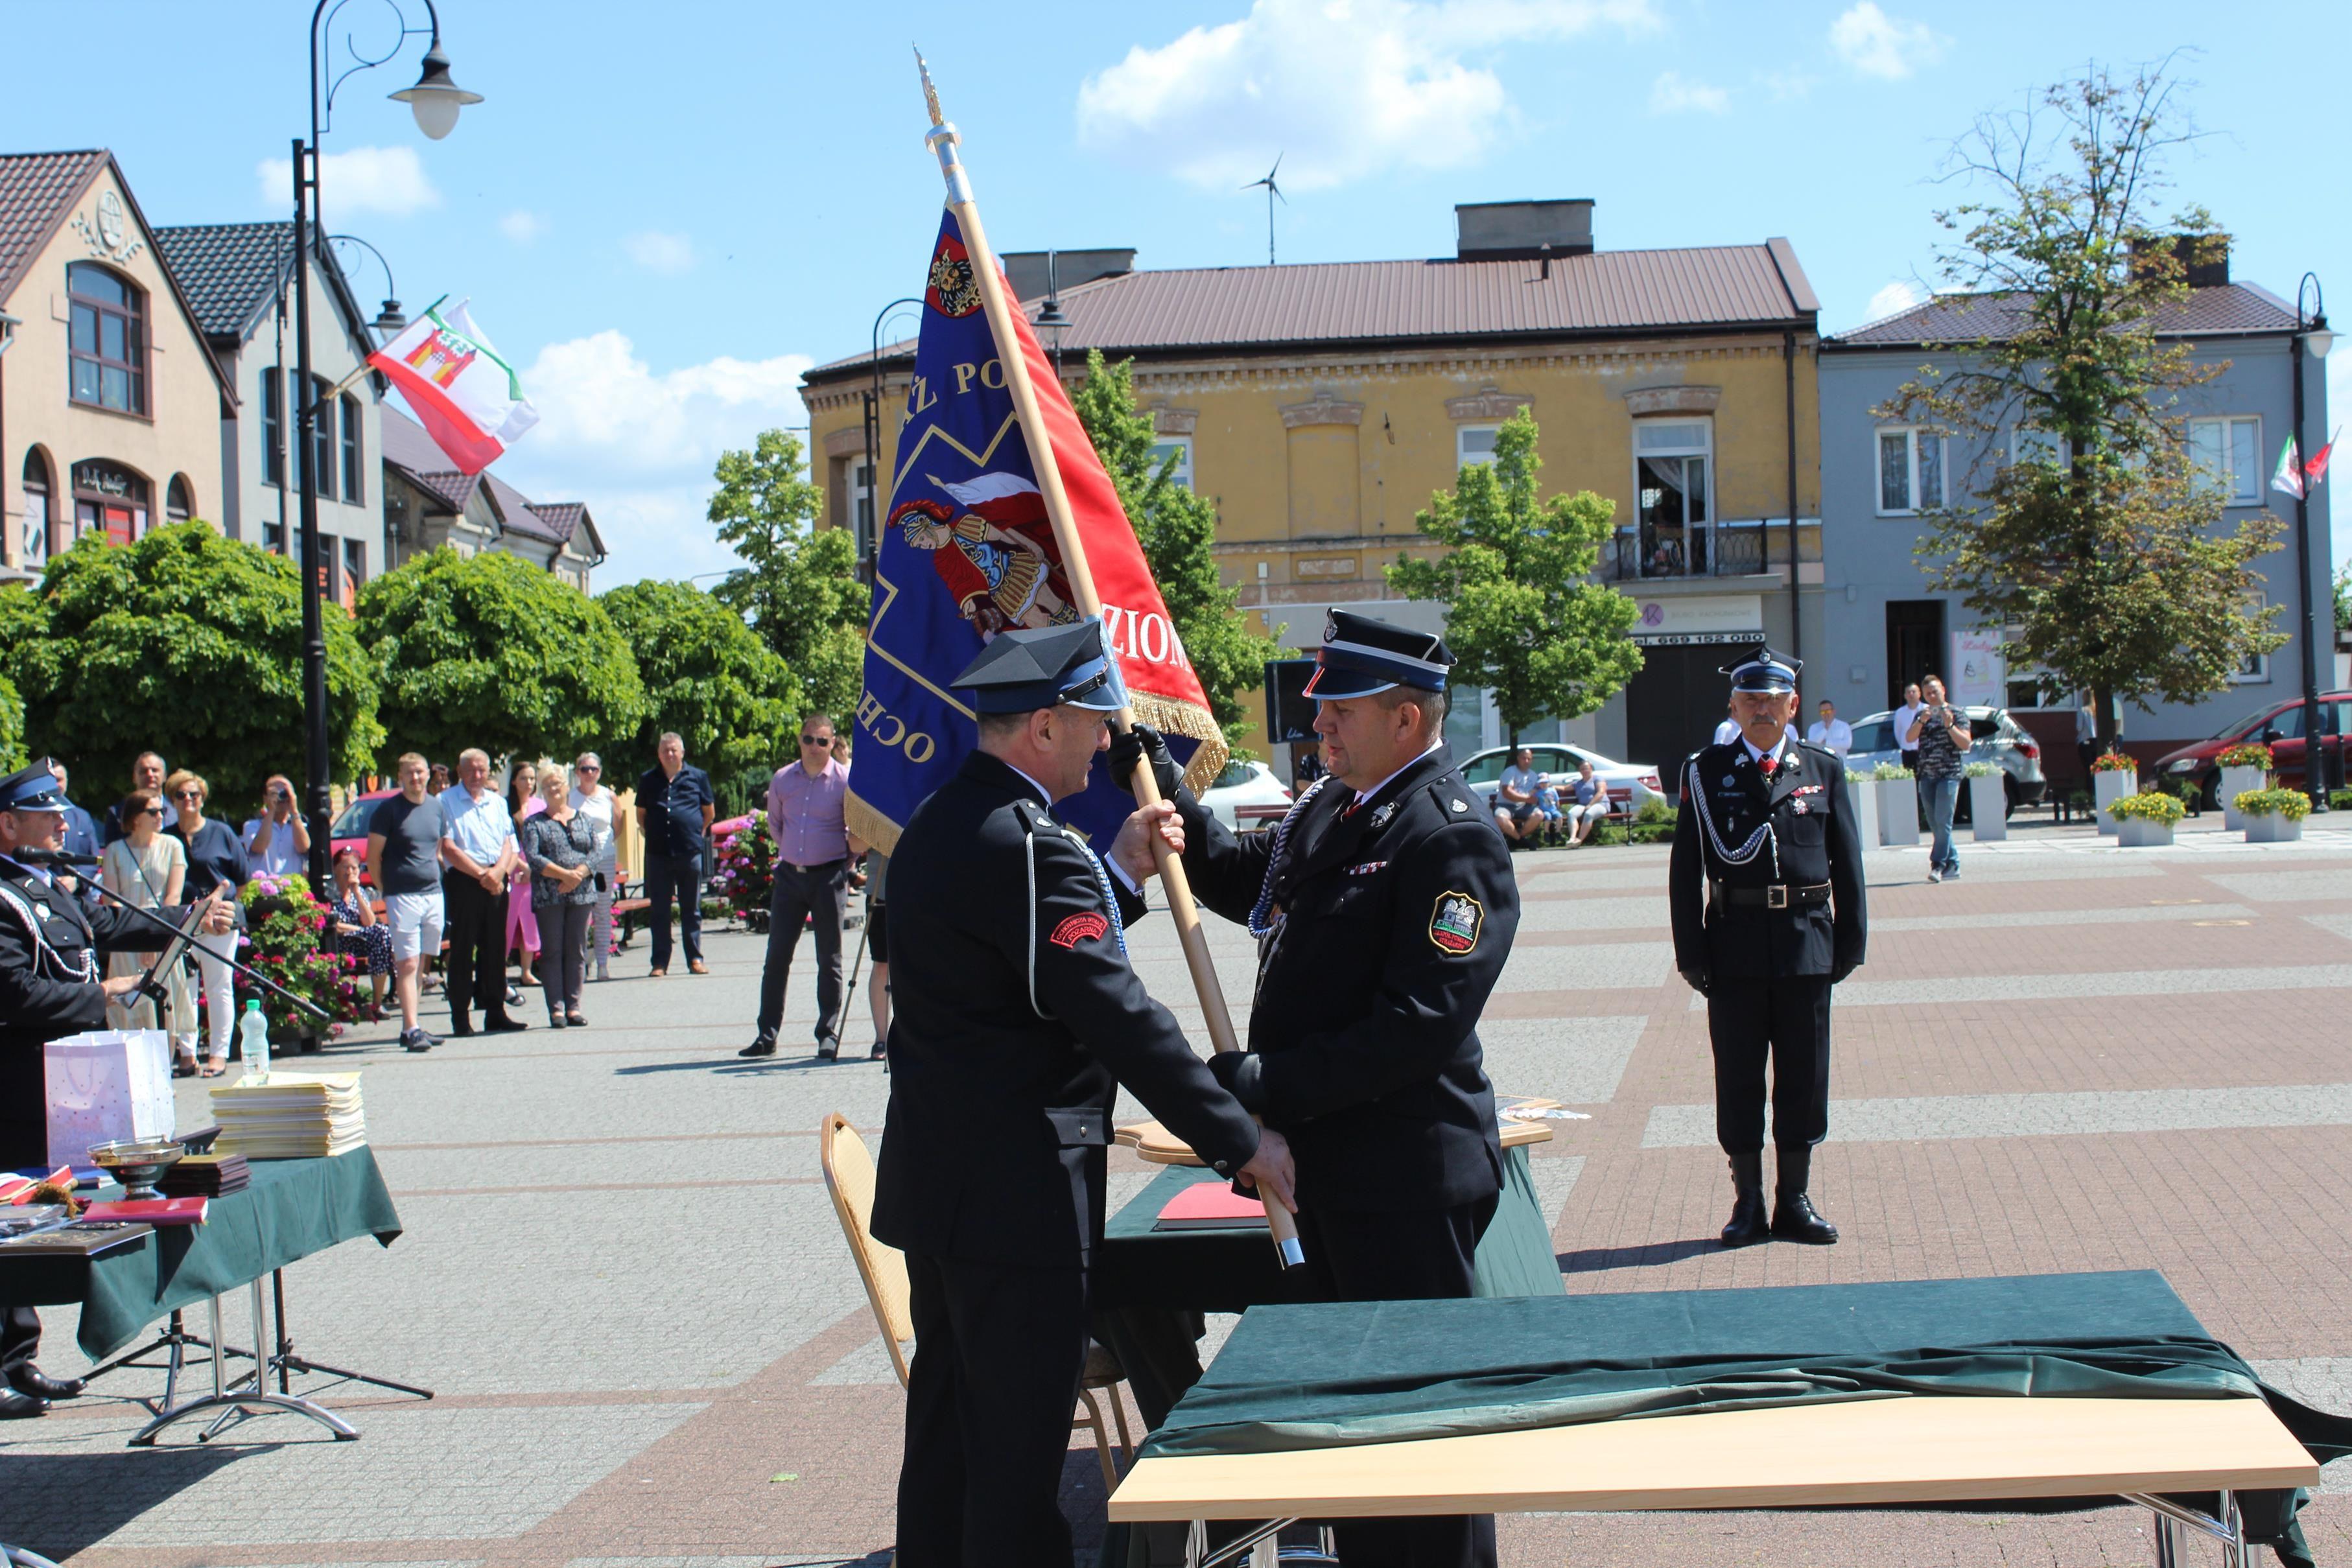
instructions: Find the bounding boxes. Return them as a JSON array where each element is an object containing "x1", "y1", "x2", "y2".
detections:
[{"x1": 2271, "y1": 436, "x2": 2305, "y2": 500}]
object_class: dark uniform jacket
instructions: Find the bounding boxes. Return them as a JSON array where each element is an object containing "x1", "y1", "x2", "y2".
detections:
[
  {"x1": 0, "y1": 859, "x2": 187, "y2": 1169},
  {"x1": 872, "y1": 751, "x2": 1261, "y2": 1270},
  {"x1": 1172, "y1": 745, "x2": 1514, "y2": 1214},
  {"x1": 1668, "y1": 740, "x2": 1866, "y2": 982}
]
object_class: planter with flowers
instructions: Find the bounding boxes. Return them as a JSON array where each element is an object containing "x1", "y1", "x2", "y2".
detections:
[
  {"x1": 2106, "y1": 790, "x2": 2183, "y2": 848},
  {"x1": 2089, "y1": 752, "x2": 2139, "y2": 834},
  {"x1": 2234, "y1": 787, "x2": 2309, "y2": 844},
  {"x1": 234, "y1": 872, "x2": 369, "y2": 1050},
  {"x1": 710, "y1": 810, "x2": 777, "y2": 932},
  {"x1": 1871, "y1": 762, "x2": 1920, "y2": 847},
  {"x1": 2215, "y1": 743, "x2": 2272, "y2": 830},
  {"x1": 1845, "y1": 770, "x2": 1880, "y2": 849},
  {"x1": 1964, "y1": 760, "x2": 2007, "y2": 842}
]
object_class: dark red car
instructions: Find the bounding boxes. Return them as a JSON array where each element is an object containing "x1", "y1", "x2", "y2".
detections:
[
  {"x1": 2150, "y1": 692, "x2": 2351, "y2": 806},
  {"x1": 329, "y1": 788, "x2": 400, "y2": 883}
]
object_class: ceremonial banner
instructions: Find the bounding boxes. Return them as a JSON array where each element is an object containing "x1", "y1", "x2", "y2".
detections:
[
  {"x1": 847, "y1": 209, "x2": 1228, "y2": 852},
  {"x1": 367, "y1": 299, "x2": 541, "y2": 475}
]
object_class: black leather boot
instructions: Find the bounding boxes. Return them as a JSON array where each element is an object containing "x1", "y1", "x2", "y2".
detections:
[
  {"x1": 1721, "y1": 1152, "x2": 1770, "y2": 1248},
  {"x1": 1770, "y1": 1145, "x2": 1839, "y2": 1245}
]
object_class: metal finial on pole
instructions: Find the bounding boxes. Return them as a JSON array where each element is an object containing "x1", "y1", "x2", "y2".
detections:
[
  {"x1": 914, "y1": 44, "x2": 943, "y2": 127},
  {"x1": 913, "y1": 45, "x2": 972, "y2": 205}
]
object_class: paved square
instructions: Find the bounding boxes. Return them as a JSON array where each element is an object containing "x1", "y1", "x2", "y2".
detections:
[{"x1": 5, "y1": 813, "x2": 2349, "y2": 1566}]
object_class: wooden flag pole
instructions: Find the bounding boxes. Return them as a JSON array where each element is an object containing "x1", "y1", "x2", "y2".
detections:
[{"x1": 915, "y1": 50, "x2": 1303, "y2": 1269}]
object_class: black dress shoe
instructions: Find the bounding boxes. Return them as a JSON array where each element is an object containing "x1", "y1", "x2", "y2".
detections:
[
  {"x1": 483, "y1": 1014, "x2": 529, "y2": 1034},
  {"x1": 1720, "y1": 1151, "x2": 1771, "y2": 1249},
  {"x1": 738, "y1": 1035, "x2": 776, "y2": 1058},
  {"x1": 0, "y1": 1388, "x2": 47, "y2": 1419},
  {"x1": 8, "y1": 1365, "x2": 83, "y2": 1400},
  {"x1": 1770, "y1": 1145, "x2": 1839, "y2": 1245}
]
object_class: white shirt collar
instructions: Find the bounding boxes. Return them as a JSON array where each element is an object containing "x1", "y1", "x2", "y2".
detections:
[
  {"x1": 1354, "y1": 740, "x2": 1444, "y2": 805},
  {"x1": 1006, "y1": 763, "x2": 1056, "y2": 807},
  {"x1": 1740, "y1": 734, "x2": 1786, "y2": 769}
]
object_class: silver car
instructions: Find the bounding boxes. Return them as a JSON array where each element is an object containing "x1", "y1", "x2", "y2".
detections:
[
  {"x1": 1459, "y1": 743, "x2": 1665, "y2": 816},
  {"x1": 1842, "y1": 706, "x2": 2049, "y2": 821}
]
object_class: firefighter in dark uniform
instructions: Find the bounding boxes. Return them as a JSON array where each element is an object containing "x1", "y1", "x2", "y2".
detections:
[
  {"x1": 1668, "y1": 647, "x2": 1866, "y2": 1248},
  {"x1": 872, "y1": 620, "x2": 1295, "y2": 1568},
  {"x1": 1115, "y1": 609, "x2": 1516, "y2": 1568},
  {"x1": 0, "y1": 760, "x2": 236, "y2": 1418}
]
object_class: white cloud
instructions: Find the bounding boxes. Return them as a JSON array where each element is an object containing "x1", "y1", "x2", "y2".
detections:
[
  {"x1": 255, "y1": 145, "x2": 440, "y2": 217},
  {"x1": 1649, "y1": 71, "x2": 1728, "y2": 116},
  {"x1": 499, "y1": 209, "x2": 547, "y2": 244},
  {"x1": 1077, "y1": 0, "x2": 1660, "y2": 191},
  {"x1": 622, "y1": 231, "x2": 696, "y2": 274},
  {"x1": 476, "y1": 330, "x2": 815, "y2": 587},
  {"x1": 1759, "y1": 68, "x2": 1817, "y2": 101},
  {"x1": 1828, "y1": 3, "x2": 1948, "y2": 80},
  {"x1": 1865, "y1": 279, "x2": 1925, "y2": 322}
]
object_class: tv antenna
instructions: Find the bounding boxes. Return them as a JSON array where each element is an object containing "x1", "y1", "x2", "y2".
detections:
[{"x1": 1243, "y1": 154, "x2": 1285, "y2": 266}]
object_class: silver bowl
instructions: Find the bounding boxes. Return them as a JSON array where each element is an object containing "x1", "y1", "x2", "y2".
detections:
[{"x1": 88, "y1": 1138, "x2": 185, "y2": 1201}]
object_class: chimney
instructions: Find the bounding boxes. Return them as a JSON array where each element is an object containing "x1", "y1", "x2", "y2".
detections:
[
  {"x1": 1002, "y1": 248, "x2": 1138, "y2": 302},
  {"x1": 2130, "y1": 233, "x2": 2230, "y2": 288},
  {"x1": 1455, "y1": 200, "x2": 1593, "y2": 263}
]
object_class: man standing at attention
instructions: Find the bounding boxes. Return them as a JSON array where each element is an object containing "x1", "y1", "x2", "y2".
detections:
[
  {"x1": 744, "y1": 713, "x2": 864, "y2": 1060},
  {"x1": 438, "y1": 749, "x2": 526, "y2": 1036},
  {"x1": 1114, "y1": 609, "x2": 1517, "y2": 1568},
  {"x1": 636, "y1": 732, "x2": 715, "y2": 977},
  {"x1": 1806, "y1": 699, "x2": 1853, "y2": 761},
  {"x1": 875, "y1": 620, "x2": 1292, "y2": 1567},
  {"x1": 1669, "y1": 646, "x2": 1866, "y2": 1250}
]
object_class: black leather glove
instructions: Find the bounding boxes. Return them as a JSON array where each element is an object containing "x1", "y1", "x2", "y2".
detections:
[
  {"x1": 1680, "y1": 968, "x2": 1711, "y2": 999},
  {"x1": 1830, "y1": 960, "x2": 1859, "y2": 986},
  {"x1": 1108, "y1": 722, "x2": 1182, "y2": 800},
  {"x1": 1206, "y1": 1049, "x2": 1267, "y2": 1115}
]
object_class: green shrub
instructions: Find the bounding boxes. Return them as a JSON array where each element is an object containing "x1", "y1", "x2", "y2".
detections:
[
  {"x1": 1962, "y1": 760, "x2": 2001, "y2": 777},
  {"x1": 2331, "y1": 788, "x2": 2352, "y2": 812},
  {"x1": 1870, "y1": 762, "x2": 1914, "y2": 781}
]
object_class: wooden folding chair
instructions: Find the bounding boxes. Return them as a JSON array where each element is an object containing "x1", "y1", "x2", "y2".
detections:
[{"x1": 819, "y1": 1112, "x2": 1135, "y2": 1486}]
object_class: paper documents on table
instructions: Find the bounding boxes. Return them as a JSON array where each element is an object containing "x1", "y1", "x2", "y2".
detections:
[{"x1": 209, "y1": 1070, "x2": 367, "y2": 1158}]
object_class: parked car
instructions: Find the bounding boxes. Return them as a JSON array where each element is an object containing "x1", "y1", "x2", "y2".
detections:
[
  {"x1": 2150, "y1": 692, "x2": 2352, "y2": 806},
  {"x1": 328, "y1": 788, "x2": 400, "y2": 882},
  {"x1": 1843, "y1": 707, "x2": 2046, "y2": 821},
  {"x1": 1199, "y1": 757, "x2": 1292, "y2": 829},
  {"x1": 1459, "y1": 743, "x2": 1664, "y2": 817}
]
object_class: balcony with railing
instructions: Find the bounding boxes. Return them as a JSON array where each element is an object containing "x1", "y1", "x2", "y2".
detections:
[{"x1": 1599, "y1": 517, "x2": 1819, "y2": 583}]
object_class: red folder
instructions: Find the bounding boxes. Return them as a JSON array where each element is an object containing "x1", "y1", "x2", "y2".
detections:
[
  {"x1": 1152, "y1": 1182, "x2": 1267, "y2": 1231},
  {"x1": 81, "y1": 1197, "x2": 209, "y2": 1226},
  {"x1": 3, "y1": 1168, "x2": 73, "y2": 1205}
]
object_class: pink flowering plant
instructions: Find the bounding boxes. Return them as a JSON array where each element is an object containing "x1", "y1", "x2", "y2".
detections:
[
  {"x1": 709, "y1": 810, "x2": 777, "y2": 925},
  {"x1": 2089, "y1": 751, "x2": 2139, "y2": 774},
  {"x1": 232, "y1": 872, "x2": 370, "y2": 1038}
]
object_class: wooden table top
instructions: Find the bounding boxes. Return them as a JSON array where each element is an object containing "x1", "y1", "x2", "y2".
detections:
[
  {"x1": 1117, "y1": 1111, "x2": 1555, "y2": 1167},
  {"x1": 1107, "y1": 1394, "x2": 2319, "y2": 1522}
]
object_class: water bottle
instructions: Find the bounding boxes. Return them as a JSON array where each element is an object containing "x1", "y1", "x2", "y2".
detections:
[{"x1": 239, "y1": 1000, "x2": 272, "y2": 1084}]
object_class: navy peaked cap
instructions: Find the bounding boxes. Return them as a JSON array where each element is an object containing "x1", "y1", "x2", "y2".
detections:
[
  {"x1": 1301, "y1": 609, "x2": 1453, "y2": 699},
  {"x1": 0, "y1": 761, "x2": 71, "y2": 813},
  {"x1": 950, "y1": 618, "x2": 1129, "y2": 715},
  {"x1": 1720, "y1": 644, "x2": 1801, "y2": 694}
]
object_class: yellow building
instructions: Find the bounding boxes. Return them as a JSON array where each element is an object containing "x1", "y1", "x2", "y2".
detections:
[
  {"x1": 800, "y1": 200, "x2": 1823, "y2": 771},
  {"x1": 0, "y1": 150, "x2": 234, "y2": 579}
]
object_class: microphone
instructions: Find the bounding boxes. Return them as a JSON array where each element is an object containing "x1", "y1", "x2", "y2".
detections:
[{"x1": 8, "y1": 849, "x2": 100, "y2": 867}]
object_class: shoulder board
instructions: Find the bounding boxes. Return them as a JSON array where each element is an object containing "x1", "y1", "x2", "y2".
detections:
[{"x1": 1420, "y1": 776, "x2": 1480, "y2": 819}]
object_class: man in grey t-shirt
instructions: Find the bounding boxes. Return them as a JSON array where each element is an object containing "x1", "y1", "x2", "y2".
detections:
[{"x1": 367, "y1": 753, "x2": 446, "y2": 1051}]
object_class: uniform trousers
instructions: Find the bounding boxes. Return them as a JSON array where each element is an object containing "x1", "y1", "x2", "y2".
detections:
[
  {"x1": 441, "y1": 874, "x2": 513, "y2": 1028},
  {"x1": 756, "y1": 859, "x2": 846, "y2": 1043},
  {"x1": 1707, "y1": 976, "x2": 1831, "y2": 1154},
  {"x1": 1294, "y1": 1195, "x2": 1501, "y2": 1568},
  {"x1": 895, "y1": 1250, "x2": 1090, "y2": 1568},
  {"x1": 1, "y1": 1304, "x2": 38, "y2": 1377}
]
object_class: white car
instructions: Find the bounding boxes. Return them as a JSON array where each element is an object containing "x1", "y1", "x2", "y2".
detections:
[
  {"x1": 1199, "y1": 758, "x2": 1293, "y2": 829},
  {"x1": 1459, "y1": 743, "x2": 1665, "y2": 816}
]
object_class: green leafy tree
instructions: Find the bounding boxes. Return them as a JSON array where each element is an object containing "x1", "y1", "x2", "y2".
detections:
[
  {"x1": 0, "y1": 673, "x2": 23, "y2": 775},
  {"x1": 598, "y1": 578, "x2": 802, "y2": 786},
  {"x1": 0, "y1": 587, "x2": 31, "y2": 774},
  {"x1": 1070, "y1": 351, "x2": 1286, "y2": 745},
  {"x1": 2334, "y1": 564, "x2": 2349, "y2": 634},
  {"x1": 708, "y1": 430, "x2": 867, "y2": 725},
  {"x1": 1387, "y1": 410, "x2": 1640, "y2": 745},
  {"x1": 3, "y1": 524, "x2": 382, "y2": 810},
  {"x1": 357, "y1": 548, "x2": 645, "y2": 767},
  {"x1": 1887, "y1": 64, "x2": 2285, "y2": 744}
]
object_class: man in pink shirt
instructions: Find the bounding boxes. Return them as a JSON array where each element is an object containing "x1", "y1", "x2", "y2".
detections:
[{"x1": 744, "y1": 713, "x2": 865, "y2": 1059}]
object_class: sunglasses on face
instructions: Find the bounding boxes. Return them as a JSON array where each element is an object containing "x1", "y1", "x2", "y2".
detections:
[
  {"x1": 173, "y1": 790, "x2": 204, "y2": 801},
  {"x1": 135, "y1": 804, "x2": 164, "y2": 817},
  {"x1": 801, "y1": 735, "x2": 833, "y2": 747},
  {"x1": 578, "y1": 764, "x2": 600, "y2": 773}
]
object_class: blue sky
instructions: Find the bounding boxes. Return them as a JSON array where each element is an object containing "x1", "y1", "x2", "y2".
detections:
[{"x1": 9, "y1": 0, "x2": 2348, "y2": 587}]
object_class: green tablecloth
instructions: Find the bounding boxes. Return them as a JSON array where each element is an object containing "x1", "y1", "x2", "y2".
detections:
[{"x1": 0, "y1": 1149, "x2": 403, "y2": 1361}]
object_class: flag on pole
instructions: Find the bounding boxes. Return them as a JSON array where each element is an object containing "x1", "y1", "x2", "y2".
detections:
[
  {"x1": 845, "y1": 208, "x2": 1229, "y2": 853},
  {"x1": 2303, "y1": 427, "x2": 2339, "y2": 489},
  {"x1": 367, "y1": 299, "x2": 540, "y2": 475},
  {"x1": 2272, "y1": 436, "x2": 2305, "y2": 500}
]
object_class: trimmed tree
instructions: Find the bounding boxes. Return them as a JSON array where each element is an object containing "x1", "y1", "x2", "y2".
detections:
[
  {"x1": 707, "y1": 430, "x2": 867, "y2": 725},
  {"x1": 1387, "y1": 410, "x2": 1640, "y2": 745},
  {"x1": 1887, "y1": 64, "x2": 2285, "y2": 743},
  {"x1": 598, "y1": 578, "x2": 802, "y2": 787},
  {"x1": 357, "y1": 548, "x2": 645, "y2": 768},
  {"x1": 1071, "y1": 351, "x2": 1285, "y2": 746},
  {"x1": 4, "y1": 524, "x2": 382, "y2": 810}
]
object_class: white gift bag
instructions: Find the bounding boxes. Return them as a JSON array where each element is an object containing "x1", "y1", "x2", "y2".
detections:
[{"x1": 45, "y1": 1029, "x2": 174, "y2": 1166}]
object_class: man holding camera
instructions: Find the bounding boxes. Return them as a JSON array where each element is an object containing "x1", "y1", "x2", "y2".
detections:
[
  {"x1": 243, "y1": 774, "x2": 311, "y2": 880},
  {"x1": 1907, "y1": 675, "x2": 1973, "y2": 883},
  {"x1": 1669, "y1": 648, "x2": 1866, "y2": 1249}
]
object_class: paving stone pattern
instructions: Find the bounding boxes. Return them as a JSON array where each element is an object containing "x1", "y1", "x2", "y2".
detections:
[{"x1": 5, "y1": 816, "x2": 2350, "y2": 1565}]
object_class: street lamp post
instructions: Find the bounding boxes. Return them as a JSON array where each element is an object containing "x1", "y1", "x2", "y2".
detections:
[
  {"x1": 2290, "y1": 274, "x2": 2335, "y2": 811},
  {"x1": 861, "y1": 296, "x2": 923, "y2": 580},
  {"x1": 293, "y1": 0, "x2": 482, "y2": 890}
]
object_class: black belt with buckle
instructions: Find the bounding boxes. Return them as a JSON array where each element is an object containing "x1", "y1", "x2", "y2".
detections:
[{"x1": 1711, "y1": 880, "x2": 1831, "y2": 909}]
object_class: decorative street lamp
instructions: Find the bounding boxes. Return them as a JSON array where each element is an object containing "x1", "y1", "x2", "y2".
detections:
[
  {"x1": 860, "y1": 296, "x2": 923, "y2": 581},
  {"x1": 2290, "y1": 273, "x2": 2334, "y2": 810},
  {"x1": 1033, "y1": 250, "x2": 1072, "y2": 375},
  {"x1": 292, "y1": 1, "x2": 482, "y2": 891},
  {"x1": 329, "y1": 233, "x2": 408, "y2": 340}
]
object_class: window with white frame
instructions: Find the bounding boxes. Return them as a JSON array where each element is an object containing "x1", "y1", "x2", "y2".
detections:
[
  {"x1": 1457, "y1": 425, "x2": 1500, "y2": 467},
  {"x1": 1876, "y1": 427, "x2": 1945, "y2": 514},
  {"x1": 2189, "y1": 416, "x2": 2262, "y2": 506},
  {"x1": 2236, "y1": 594, "x2": 2271, "y2": 682},
  {"x1": 1149, "y1": 436, "x2": 1194, "y2": 489},
  {"x1": 1631, "y1": 419, "x2": 1713, "y2": 578}
]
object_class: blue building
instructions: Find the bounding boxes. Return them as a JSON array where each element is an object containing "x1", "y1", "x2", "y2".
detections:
[{"x1": 1817, "y1": 249, "x2": 2334, "y2": 772}]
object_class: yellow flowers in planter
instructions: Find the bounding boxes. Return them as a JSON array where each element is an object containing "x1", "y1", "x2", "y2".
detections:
[
  {"x1": 2233, "y1": 788, "x2": 2311, "y2": 821},
  {"x1": 2106, "y1": 790, "x2": 2186, "y2": 825}
]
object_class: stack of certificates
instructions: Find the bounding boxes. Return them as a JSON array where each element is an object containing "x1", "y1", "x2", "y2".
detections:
[{"x1": 210, "y1": 1071, "x2": 367, "y2": 1159}]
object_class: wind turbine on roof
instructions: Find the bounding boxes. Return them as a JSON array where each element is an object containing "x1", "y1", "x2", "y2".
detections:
[{"x1": 1243, "y1": 154, "x2": 1285, "y2": 266}]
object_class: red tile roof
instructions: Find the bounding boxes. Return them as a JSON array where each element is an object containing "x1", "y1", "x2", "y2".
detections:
[{"x1": 0, "y1": 150, "x2": 107, "y2": 306}]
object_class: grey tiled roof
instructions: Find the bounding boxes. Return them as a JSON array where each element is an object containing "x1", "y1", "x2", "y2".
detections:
[
  {"x1": 382, "y1": 403, "x2": 591, "y2": 550},
  {"x1": 0, "y1": 149, "x2": 106, "y2": 305},
  {"x1": 1829, "y1": 283, "x2": 2299, "y2": 347},
  {"x1": 151, "y1": 222, "x2": 295, "y2": 339}
]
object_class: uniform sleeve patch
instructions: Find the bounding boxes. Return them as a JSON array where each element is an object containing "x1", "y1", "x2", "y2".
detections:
[
  {"x1": 1429, "y1": 891, "x2": 1485, "y2": 955},
  {"x1": 1049, "y1": 911, "x2": 1111, "y2": 949}
]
